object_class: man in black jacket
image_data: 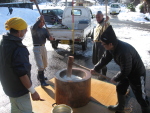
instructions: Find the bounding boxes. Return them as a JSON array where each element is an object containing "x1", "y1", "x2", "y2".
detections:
[
  {"x1": 0, "y1": 17, "x2": 42, "y2": 113},
  {"x1": 90, "y1": 25, "x2": 150, "y2": 113}
]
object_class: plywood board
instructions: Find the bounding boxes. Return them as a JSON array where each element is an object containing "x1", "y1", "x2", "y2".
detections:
[
  {"x1": 91, "y1": 78, "x2": 117, "y2": 106},
  {"x1": 31, "y1": 78, "x2": 117, "y2": 113},
  {"x1": 73, "y1": 102, "x2": 114, "y2": 113},
  {"x1": 31, "y1": 85, "x2": 55, "y2": 113}
]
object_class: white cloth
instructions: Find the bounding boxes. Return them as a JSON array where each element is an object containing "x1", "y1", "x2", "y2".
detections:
[
  {"x1": 94, "y1": 21, "x2": 110, "y2": 41},
  {"x1": 33, "y1": 45, "x2": 47, "y2": 71}
]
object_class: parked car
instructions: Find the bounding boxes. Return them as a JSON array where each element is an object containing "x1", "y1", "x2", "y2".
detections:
[
  {"x1": 41, "y1": 9, "x2": 63, "y2": 25},
  {"x1": 109, "y1": 3, "x2": 121, "y2": 15},
  {"x1": 57, "y1": 2, "x2": 65, "y2": 7},
  {"x1": 57, "y1": 1, "x2": 76, "y2": 6},
  {"x1": 48, "y1": 2, "x2": 55, "y2": 7}
]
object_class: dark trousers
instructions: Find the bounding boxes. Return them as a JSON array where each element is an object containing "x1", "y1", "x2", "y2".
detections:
[
  {"x1": 92, "y1": 42, "x2": 105, "y2": 65},
  {"x1": 116, "y1": 73, "x2": 149, "y2": 107},
  {"x1": 92, "y1": 42, "x2": 107, "y2": 75}
]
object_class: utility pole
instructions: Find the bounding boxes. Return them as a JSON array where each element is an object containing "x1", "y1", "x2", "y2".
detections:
[
  {"x1": 65, "y1": 0, "x2": 67, "y2": 7},
  {"x1": 55, "y1": 0, "x2": 57, "y2": 5}
]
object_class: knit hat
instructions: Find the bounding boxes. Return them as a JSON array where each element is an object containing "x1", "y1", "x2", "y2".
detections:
[
  {"x1": 101, "y1": 25, "x2": 118, "y2": 45},
  {"x1": 96, "y1": 11, "x2": 103, "y2": 15},
  {"x1": 5, "y1": 17, "x2": 27, "y2": 30}
]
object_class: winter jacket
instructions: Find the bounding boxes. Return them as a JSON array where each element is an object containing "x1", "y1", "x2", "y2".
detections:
[
  {"x1": 0, "y1": 33, "x2": 31, "y2": 97},
  {"x1": 94, "y1": 40, "x2": 145, "y2": 82},
  {"x1": 93, "y1": 19, "x2": 110, "y2": 41},
  {"x1": 92, "y1": 19, "x2": 110, "y2": 65}
]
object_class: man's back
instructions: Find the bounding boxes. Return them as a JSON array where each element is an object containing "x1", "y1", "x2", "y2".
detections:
[{"x1": 114, "y1": 40, "x2": 145, "y2": 76}]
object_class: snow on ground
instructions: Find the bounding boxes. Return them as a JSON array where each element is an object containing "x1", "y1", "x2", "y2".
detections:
[
  {"x1": 114, "y1": 27, "x2": 150, "y2": 69},
  {"x1": 89, "y1": 5, "x2": 150, "y2": 23},
  {"x1": 0, "y1": 7, "x2": 39, "y2": 34},
  {"x1": 118, "y1": 11, "x2": 150, "y2": 23},
  {"x1": 0, "y1": 3, "x2": 150, "y2": 69},
  {"x1": 33, "y1": 2, "x2": 65, "y2": 10}
]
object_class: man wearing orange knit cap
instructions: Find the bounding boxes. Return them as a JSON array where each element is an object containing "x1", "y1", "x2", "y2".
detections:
[{"x1": 0, "y1": 17, "x2": 43, "y2": 113}]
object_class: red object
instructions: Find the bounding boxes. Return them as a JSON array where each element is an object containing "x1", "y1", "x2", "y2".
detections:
[{"x1": 75, "y1": 39, "x2": 81, "y2": 42}]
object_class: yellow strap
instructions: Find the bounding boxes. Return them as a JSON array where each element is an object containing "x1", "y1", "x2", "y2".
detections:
[{"x1": 71, "y1": 1, "x2": 75, "y2": 54}]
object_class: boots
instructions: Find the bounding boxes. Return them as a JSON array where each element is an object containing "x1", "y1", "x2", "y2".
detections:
[
  {"x1": 107, "y1": 93, "x2": 126, "y2": 112},
  {"x1": 38, "y1": 71, "x2": 49, "y2": 86},
  {"x1": 37, "y1": 74, "x2": 48, "y2": 80},
  {"x1": 141, "y1": 106, "x2": 150, "y2": 113}
]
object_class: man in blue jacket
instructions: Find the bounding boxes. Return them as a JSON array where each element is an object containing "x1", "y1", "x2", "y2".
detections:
[
  {"x1": 91, "y1": 25, "x2": 150, "y2": 113},
  {"x1": 7, "y1": 6, "x2": 13, "y2": 15},
  {"x1": 0, "y1": 17, "x2": 42, "y2": 113}
]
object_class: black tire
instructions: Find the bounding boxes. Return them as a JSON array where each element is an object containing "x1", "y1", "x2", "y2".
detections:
[
  {"x1": 82, "y1": 37, "x2": 87, "y2": 51},
  {"x1": 51, "y1": 41, "x2": 58, "y2": 49}
]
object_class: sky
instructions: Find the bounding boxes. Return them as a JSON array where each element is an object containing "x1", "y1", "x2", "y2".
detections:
[{"x1": 0, "y1": 2, "x2": 150, "y2": 69}]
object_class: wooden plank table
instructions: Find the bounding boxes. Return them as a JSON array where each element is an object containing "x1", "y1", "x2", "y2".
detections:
[{"x1": 31, "y1": 78, "x2": 117, "y2": 113}]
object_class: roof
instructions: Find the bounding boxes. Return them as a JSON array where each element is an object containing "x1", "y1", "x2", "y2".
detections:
[{"x1": 0, "y1": 2, "x2": 32, "y2": 5}]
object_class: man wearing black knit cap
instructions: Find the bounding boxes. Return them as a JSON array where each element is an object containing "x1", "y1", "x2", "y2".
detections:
[{"x1": 90, "y1": 25, "x2": 150, "y2": 113}]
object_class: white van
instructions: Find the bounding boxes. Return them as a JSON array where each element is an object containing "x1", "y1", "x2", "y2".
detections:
[{"x1": 109, "y1": 3, "x2": 121, "y2": 15}]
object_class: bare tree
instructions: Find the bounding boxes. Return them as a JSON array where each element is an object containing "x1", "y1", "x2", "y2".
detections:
[{"x1": 142, "y1": 0, "x2": 150, "y2": 13}]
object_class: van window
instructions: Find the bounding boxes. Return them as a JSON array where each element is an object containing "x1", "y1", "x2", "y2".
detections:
[
  {"x1": 42, "y1": 9, "x2": 63, "y2": 16},
  {"x1": 46, "y1": 10, "x2": 56, "y2": 15},
  {"x1": 111, "y1": 4, "x2": 120, "y2": 8},
  {"x1": 42, "y1": 10, "x2": 47, "y2": 14},
  {"x1": 71, "y1": 9, "x2": 81, "y2": 16},
  {"x1": 47, "y1": 10, "x2": 51, "y2": 14},
  {"x1": 52, "y1": 9, "x2": 57, "y2": 15},
  {"x1": 58, "y1": 9, "x2": 63, "y2": 15}
]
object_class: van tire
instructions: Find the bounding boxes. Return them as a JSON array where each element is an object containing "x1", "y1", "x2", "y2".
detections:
[{"x1": 82, "y1": 37, "x2": 87, "y2": 51}]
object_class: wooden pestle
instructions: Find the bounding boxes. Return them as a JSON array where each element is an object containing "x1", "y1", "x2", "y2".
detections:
[
  {"x1": 66, "y1": 56, "x2": 74, "y2": 77},
  {"x1": 73, "y1": 62, "x2": 111, "y2": 81}
]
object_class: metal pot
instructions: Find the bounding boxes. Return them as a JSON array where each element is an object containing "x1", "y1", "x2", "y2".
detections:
[{"x1": 51, "y1": 104, "x2": 73, "y2": 113}]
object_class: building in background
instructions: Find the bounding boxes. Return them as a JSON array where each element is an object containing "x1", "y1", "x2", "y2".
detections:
[{"x1": 0, "y1": 0, "x2": 33, "y2": 9}]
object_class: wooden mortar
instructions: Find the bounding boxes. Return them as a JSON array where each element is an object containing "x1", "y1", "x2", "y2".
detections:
[{"x1": 55, "y1": 68, "x2": 91, "y2": 108}]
